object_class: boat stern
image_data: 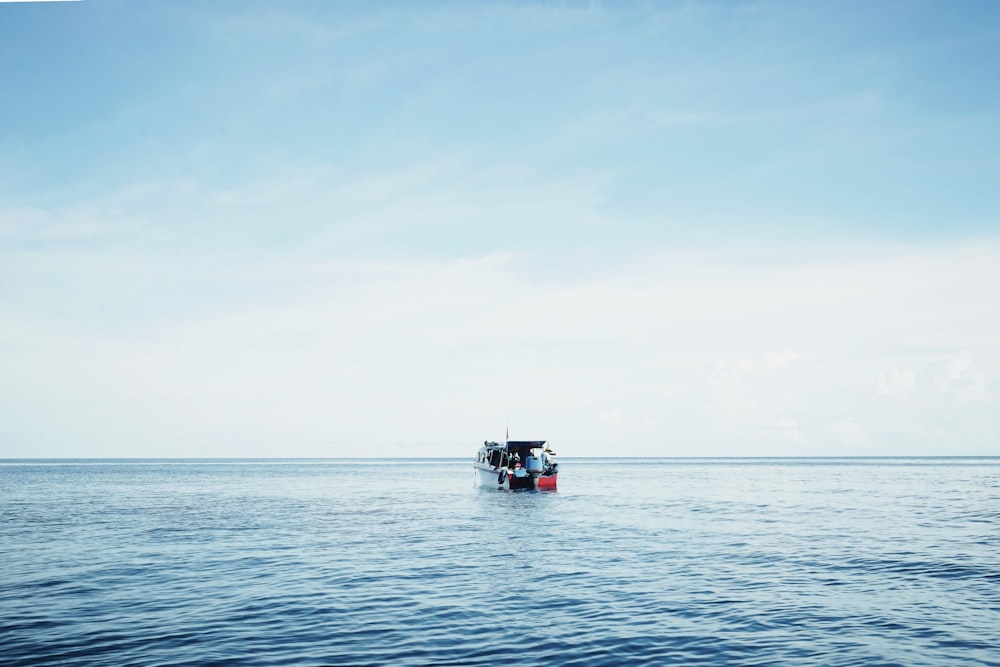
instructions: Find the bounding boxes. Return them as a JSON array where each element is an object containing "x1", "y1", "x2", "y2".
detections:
[{"x1": 536, "y1": 474, "x2": 557, "y2": 490}]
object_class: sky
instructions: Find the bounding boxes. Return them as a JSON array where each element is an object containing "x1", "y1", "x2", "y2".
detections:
[{"x1": 1, "y1": 0, "x2": 998, "y2": 458}]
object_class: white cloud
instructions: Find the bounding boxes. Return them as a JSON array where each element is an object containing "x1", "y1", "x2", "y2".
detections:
[
  {"x1": 2, "y1": 229, "x2": 998, "y2": 457},
  {"x1": 929, "y1": 350, "x2": 988, "y2": 402},
  {"x1": 876, "y1": 368, "x2": 917, "y2": 400},
  {"x1": 875, "y1": 351, "x2": 989, "y2": 404},
  {"x1": 831, "y1": 420, "x2": 867, "y2": 447}
]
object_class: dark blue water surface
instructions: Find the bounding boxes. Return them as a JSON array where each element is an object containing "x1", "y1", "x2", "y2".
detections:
[{"x1": 2, "y1": 458, "x2": 998, "y2": 666}]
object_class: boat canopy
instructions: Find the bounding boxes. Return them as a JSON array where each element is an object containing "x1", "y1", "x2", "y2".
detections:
[
  {"x1": 505, "y1": 440, "x2": 546, "y2": 448},
  {"x1": 482, "y1": 440, "x2": 547, "y2": 450}
]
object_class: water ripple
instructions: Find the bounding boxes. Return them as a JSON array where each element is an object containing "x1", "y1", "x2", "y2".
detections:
[{"x1": 2, "y1": 458, "x2": 999, "y2": 666}]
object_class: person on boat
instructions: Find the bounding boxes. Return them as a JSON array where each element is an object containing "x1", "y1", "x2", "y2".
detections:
[
  {"x1": 542, "y1": 447, "x2": 558, "y2": 475},
  {"x1": 512, "y1": 461, "x2": 528, "y2": 478}
]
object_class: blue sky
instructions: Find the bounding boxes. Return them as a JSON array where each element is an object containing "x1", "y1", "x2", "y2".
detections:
[{"x1": 1, "y1": 0, "x2": 998, "y2": 457}]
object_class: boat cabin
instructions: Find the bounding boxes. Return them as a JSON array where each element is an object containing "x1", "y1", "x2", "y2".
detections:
[{"x1": 477, "y1": 440, "x2": 547, "y2": 468}]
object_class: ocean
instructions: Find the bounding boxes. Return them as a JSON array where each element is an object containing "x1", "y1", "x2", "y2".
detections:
[{"x1": 1, "y1": 458, "x2": 998, "y2": 666}]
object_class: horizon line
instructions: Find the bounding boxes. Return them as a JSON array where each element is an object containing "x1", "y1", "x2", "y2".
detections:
[{"x1": 2, "y1": 455, "x2": 997, "y2": 461}]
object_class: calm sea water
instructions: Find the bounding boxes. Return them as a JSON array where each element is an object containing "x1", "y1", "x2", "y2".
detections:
[{"x1": 2, "y1": 458, "x2": 998, "y2": 666}]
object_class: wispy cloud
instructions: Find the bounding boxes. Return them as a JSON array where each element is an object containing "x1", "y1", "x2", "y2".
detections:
[{"x1": 3, "y1": 236, "x2": 997, "y2": 456}]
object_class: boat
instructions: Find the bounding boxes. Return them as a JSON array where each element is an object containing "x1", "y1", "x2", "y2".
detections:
[{"x1": 474, "y1": 440, "x2": 559, "y2": 490}]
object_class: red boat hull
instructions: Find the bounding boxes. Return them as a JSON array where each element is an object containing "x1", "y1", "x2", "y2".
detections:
[{"x1": 536, "y1": 474, "x2": 557, "y2": 490}]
